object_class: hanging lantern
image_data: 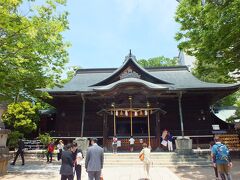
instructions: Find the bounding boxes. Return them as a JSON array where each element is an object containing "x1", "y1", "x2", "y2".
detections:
[
  {"x1": 120, "y1": 110, "x2": 123, "y2": 116},
  {"x1": 125, "y1": 110, "x2": 128, "y2": 116},
  {"x1": 144, "y1": 110, "x2": 148, "y2": 116},
  {"x1": 111, "y1": 111, "x2": 113, "y2": 115},
  {"x1": 116, "y1": 110, "x2": 119, "y2": 116},
  {"x1": 139, "y1": 110, "x2": 143, "y2": 116},
  {"x1": 134, "y1": 111, "x2": 138, "y2": 116}
]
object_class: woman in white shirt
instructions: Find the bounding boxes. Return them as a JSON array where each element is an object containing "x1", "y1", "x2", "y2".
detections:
[
  {"x1": 139, "y1": 143, "x2": 151, "y2": 180},
  {"x1": 57, "y1": 140, "x2": 64, "y2": 161}
]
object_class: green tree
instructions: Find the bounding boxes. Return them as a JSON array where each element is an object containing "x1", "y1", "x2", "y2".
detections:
[
  {"x1": 7, "y1": 131, "x2": 24, "y2": 149},
  {"x1": 0, "y1": 0, "x2": 70, "y2": 102},
  {"x1": 175, "y1": 0, "x2": 240, "y2": 118},
  {"x1": 60, "y1": 66, "x2": 80, "y2": 84},
  {"x1": 137, "y1": 56, "x2": 178, "y2": 68},
  {"x1": 2, "y1": 101, "x2": 41, "y2": 135},
  {"x1": 38, "y1": 132, "x2": 54, "y2": 146},
  {"x1": 175, "y1": 0, "x2": 240, "y2": 81}
]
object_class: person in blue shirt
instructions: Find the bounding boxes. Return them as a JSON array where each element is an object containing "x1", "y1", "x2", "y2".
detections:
[{"x1": 211, "y1": 136, "x2": 232, "y2": 180}]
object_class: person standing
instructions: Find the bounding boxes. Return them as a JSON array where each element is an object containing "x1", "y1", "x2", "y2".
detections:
[
  {"x1": 60, "y1": 143, "x2": 74, "y2": 180},
  {"x1": 129, "y1": 136, "x2": 135, "y2": 152},
  {"x1": 57, "y1": 140, "x2": 64, "y2": 161},
  {"x1": 47, "y1": 140, "x2": 55, "y2": 163},
  {"x1": 71, "y1": 142, "x2": 84, "y2": 180},
  {"x1": 112, "y1": 136, "x2": 118, "y2": 154},
  {"x1": 211, "y1": 136, "x2": 232, "y2": 180},
  {"x1": 167, "y1": 131, "x2": 173, "y2": 152},
  {"x1": 139, "y1": 143, "x2": 151, "y2": 180},
  {"x1": 85, "y1": 138, "x2": 104, "y2": 180},
  {"x1": 210, "y1": 141, "x2": 219, "y2": 180},
  {"x1": 10, "y1": 138, "x2": 25, "y2": 165}
]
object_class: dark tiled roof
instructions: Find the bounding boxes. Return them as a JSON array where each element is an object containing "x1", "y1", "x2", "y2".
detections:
[
  {"x1": 41, "y1": 55, "x2": 240, "y2": 93},
  {"x1": 42, "y1": 66, "x2": 240, "y2": 93}
]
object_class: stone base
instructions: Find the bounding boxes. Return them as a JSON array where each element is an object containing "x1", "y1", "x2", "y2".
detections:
[
  {"x1": 175, "y1": 149, "x2": 193, "y2": 155},
  {"x1": 0, "y1": 147, "x2": 10, "y2": 176},
  {"x1": 73, "y1": 137, "x2": 89, "y2": 156},
  {"x1": 175, "y1": 138, "x2": 193, "y2": 155}
]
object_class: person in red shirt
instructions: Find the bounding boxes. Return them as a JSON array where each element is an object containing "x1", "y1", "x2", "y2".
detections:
[{"x1": 47, "y1": 140, "x2": 55, "y2": 163}]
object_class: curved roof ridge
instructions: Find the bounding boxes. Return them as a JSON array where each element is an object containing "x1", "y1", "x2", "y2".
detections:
[{"x1": 93, "y1": 77, "x2": 169, "y2": 91}]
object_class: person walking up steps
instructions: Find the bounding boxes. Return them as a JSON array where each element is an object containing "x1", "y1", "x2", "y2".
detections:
[
  {"x1": 210, "y1": 141, "x2": 219, "y2": 180},
  {"x1": 112, "y1": 136, "x2": 118, "y2": 154},
  {"x1": 129, "y1": 136, "x2": 135, "y2": 152},
  {"x1": 211, "y1": 136, "x2": 232, "y2": 180},
  {"x1": 139, "y1": 143, "x2": 151, "y2": 180}
]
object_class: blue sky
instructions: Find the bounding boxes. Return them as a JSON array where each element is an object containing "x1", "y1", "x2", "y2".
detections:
[{"x1": 64, "y1": 1, "x2": 180, "y2": 68}]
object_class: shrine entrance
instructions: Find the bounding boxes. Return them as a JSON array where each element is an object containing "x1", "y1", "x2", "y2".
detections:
[{"x1": 116, "y1": 117, "x2": 148, "y2": 136}]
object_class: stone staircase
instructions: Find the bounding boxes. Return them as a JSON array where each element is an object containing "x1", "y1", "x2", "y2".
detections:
[{"x1": 103, "y1": 152, "x2": 211, "y2": 167}]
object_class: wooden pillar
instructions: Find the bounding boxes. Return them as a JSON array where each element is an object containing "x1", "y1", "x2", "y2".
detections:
[
  {"x1": 103, "y1": 113, "x2": 108, "y2": 150},
  {"x1": 80, "y1": 93, "x2": 85, "y2": 137},
  {"x1": 113, "y1": 108, "x2": 116, "y2": 136},
  {"x1": 147, "y1": 110, "x2": 151, "y2": 146},
  {"x1": 156, "y1": 112, "x2": 161, "y2": 149},
  {"x1": 178, "y1": 92, "x2": 184, "y2": 137}
]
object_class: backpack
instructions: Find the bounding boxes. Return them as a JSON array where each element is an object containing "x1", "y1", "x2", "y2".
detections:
[{"x1": 215, "y1": 144, "x2": 230, "y2": 162}]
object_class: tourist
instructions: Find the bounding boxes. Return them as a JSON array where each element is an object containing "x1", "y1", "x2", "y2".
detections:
[
  {"x1": 161, "y1": 129, "x2": 168, "y2": 150},
  {"x1": 46, "y1": 140, "x2": 55, "y2": 163},
  {"x1": 10, "y1": 138, "x2": 25, "y2": 166},
  {"x1": 210, "y1": 141, "x2": 219, "y2": 180},
  {"x1": 71, "y1": 142, "x2": 84, "y2": 180},
  {"x1": 139, "y1": 143, "x2": 151, "y2": 180},
  {"x1": 167, "y1": 131, "x2": 174, "y2": 152},
  {"x1": 211, "y1": 136, "x2": 232, "y2": 180},
  {"x1": 85, "y1": 138, "x2": 104, "y2": 180},
  {"x1": 60, "y1": 143, "x2": 74, "y2": 180},
  {"x1": 112, "y1": 136, "x2": 118, "y2": 154},
  {"x1": 57, "y1": 139, "x2": 64, "y2": 161},
  {"x1": 129, "y1": 136, "x2": 135, "y2": 152}
]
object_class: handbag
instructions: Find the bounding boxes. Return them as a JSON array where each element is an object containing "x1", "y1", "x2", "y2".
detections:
[
  {"x1": 139, "y1": 153, "x2": 144, "y2": 161},
  {"x1": 161, "y1": 140, "x2": 168, "y2": 147}
]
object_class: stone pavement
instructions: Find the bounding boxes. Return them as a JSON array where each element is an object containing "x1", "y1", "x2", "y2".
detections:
[
  {"x1": 3, "y1": 158, "x2": 240, "y2": 180},
  {"x1": 5, "y1": 161, "x2": 180, "y2": 180}
]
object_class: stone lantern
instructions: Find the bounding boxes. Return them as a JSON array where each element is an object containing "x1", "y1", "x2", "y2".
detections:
[{"x1": 0, "y1": 104, "x2": 10, "y2": 176}]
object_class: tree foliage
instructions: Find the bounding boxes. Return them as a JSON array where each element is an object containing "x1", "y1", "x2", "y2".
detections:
[
  {"x1": 7, "y1": 131, "x2": 24, "y2": 149},
  {"x1": 176, "y1": 0, "x2": 240, "y2": 120},
  {"x1": 0, "y1": 0, "x2": 70, "y2": 102},
  {"x1": 175, "y1": 0, "x2": 240, "y2": 81},
  {"x1": 38, "y1": 132, "x2": 54, "y2": 146},
  {"x1": 137, "y1": 56, "x2": 178, "y2": 68},
  {"x1": 2, "y1": 101, "x2": 41, "y2": 135}
]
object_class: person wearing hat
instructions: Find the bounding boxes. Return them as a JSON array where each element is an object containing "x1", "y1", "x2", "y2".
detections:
[
  {"x1": 85, "y1": 138, "x2": 104, "y2": 180},
  {"x1": 57, "y1": 139, "x2": 64, "y2": 161}
]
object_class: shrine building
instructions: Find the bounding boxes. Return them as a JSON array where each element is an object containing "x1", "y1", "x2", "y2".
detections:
[{"x1": 40, "y1": 53, "x2": 240, "y2": 151}]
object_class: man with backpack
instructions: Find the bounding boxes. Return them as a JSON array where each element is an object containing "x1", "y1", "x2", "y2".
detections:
[{"x1": 211, "y1": 136, "x2": 232, "y2": 180}]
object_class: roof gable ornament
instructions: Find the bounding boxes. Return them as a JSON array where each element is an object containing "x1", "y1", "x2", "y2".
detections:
[
  {"x1": 124, "y1": 49, "x2": 137, "y2": 62},
  {"x1": 120, "y1": 67, "x2": 141, "y2": 79}
]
